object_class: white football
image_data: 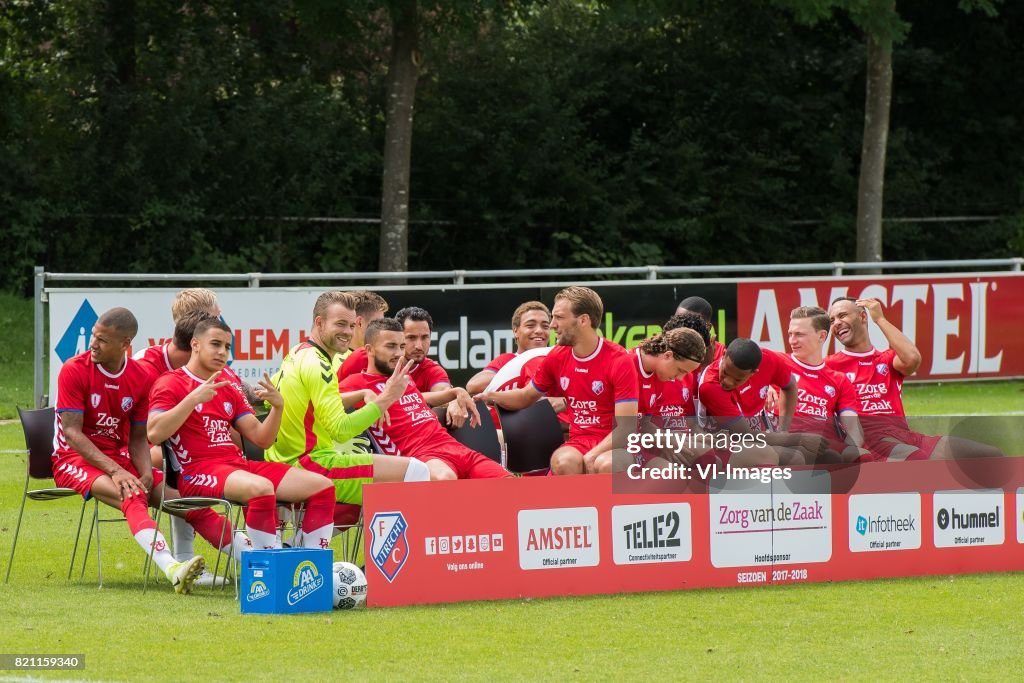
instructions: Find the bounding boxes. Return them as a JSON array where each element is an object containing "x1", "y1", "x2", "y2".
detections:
[{"x1": 332, "y1": 561, "x2": 368, "y2": 610}]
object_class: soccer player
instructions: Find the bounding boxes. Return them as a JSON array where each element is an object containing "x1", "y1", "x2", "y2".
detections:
[
  {"x1": 148, "y1": 317, "x2": 338, "y2": 552},
  {"x1": 675, "y1": 296, "x2": 725, "y2": 365},
  {"x1": 695, "y1": 338, "x2": 802, "y2": 465},
  {"x1": 785, "y1": 306, "x2": 868, "y2": 462},
  {"x1": 52, "y1": 307, "x2": 206, "y2": 593},
  {"x1": 265, "y1": 291, "x2": 430, "y2": 509},
  {"x1": 633, "y1": 328, "x2": 706, "y2": 418},
  {"x1": 135, "y1": 297, "x2": 242, "y2": 584},
  {"x1": 826, "y1": 297, "x2": 1002, "y2": 460},
  {"x1": 465, "y1": 301, "x2": 551, "y2": 394},
  {"x1": 338, "y1": 290, "x2": 389, "y2": 376},
  {"x1": 477, "y1": 286, "x2": 638, "y2": 475},
  {"x1": 340, "y1": 319, "x2": 511, "y2": 480},
  {"x1": 657, "y1": 313, "x2": 714, "y2": 421}
]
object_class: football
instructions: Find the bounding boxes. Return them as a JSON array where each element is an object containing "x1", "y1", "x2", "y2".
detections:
[{"x1": 332, "y1": 561, "x2": 368, "y2": 610}]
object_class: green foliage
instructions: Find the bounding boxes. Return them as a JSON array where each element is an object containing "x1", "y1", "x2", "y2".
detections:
[{"x1": 0, "y1": 0, "x2": 1021, "y2": 290}]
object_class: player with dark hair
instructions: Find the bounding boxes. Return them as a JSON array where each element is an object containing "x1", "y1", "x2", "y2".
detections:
[
  {"x1": 695, "y1": 338, "x2": 800, "y2": 465},
  {"x1": 477, "y1": 287, "x2": 638, "y2": 475},
  {"x1": 338, "y1": 290, "x2": 389, "y2": 377},
  {"x1": 134, "y1": 303, "x2": 248, "y2": 585},
  {"x1": 826, "y1": 297, "x2": 1001, "y2": 460},
  {"x1": 341, "y1": 319, "x2": 510, "y2": 480},
  {"x1": 149, "y1": 317, "x2": 339, "y2": 553},
  {"x1": 466, "y1": 301, "x2": 551, "y2": 395},
  {"x1": 675, "y1": 296, "x2": 725, "y2": 363},
  {"x1": 53, "y1": 307, "x2": 207, "y2": 593}
]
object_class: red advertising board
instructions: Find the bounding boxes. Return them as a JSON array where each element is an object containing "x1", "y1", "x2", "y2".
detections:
[
  {"x1": 362, "y1": 459, "x2": 1024, "y2": 607},
  {"x1": 736, "y1": 274, "x2": 1024, "y2": 381}
]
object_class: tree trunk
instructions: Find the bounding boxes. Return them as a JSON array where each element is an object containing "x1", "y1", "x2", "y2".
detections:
[
  {"x1": 855, "y1": 30, "x2": 892, "y2": 273},
  {"x1": 379, "y1": 0, "x2": 419, "y2": 277}
]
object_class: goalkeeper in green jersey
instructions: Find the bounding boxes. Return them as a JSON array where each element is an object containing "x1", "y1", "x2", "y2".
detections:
[{"x1": 266, "y1": 291, "x2": 430, "y2": 504}]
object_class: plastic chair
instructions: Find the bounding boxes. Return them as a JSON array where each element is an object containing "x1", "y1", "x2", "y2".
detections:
[
  {"x1": 447, "y1": 400, "x2": 503, "y2": 464},
  {"x1": 498, "y1": 400, "x2": 565, "y2": 474},
  {"x1": 143, "y1": 443, "x2": 237, "y2": 594},
  {"x1": 5, "y1": 407, "x2": 94, "y2": 584}
]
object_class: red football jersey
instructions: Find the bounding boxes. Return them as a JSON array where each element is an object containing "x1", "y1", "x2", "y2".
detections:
[
  {"x1": 485, "y1": 352, "x2": 517, "y2": 374},
  {"x1": 409, "y1": 358, "x2": 451, "y2": 393},
  {"x1": 133, "y1": 342, "x2": 173, "y2": 377},
  {"x1": 784, "y1": 354, "x2": 858, "y2": 436},
  {"x1": 339, "y1": 349, "x2": 450, "y2": 394},
  {"x1": 339, "y1": 371, "x2": 449, "y2": 456},
  {"x1": 531, "y1": 338, "x2": 638, "y2": 440},
  {"x1": 634, "y1": 349, "x2": 666, "y2": 417},
  {"x1": 338, "y1": 347, "x2": 367, "y2": 382},
  {"x1": 53, "y1": 352, "x2": 153, "y2": 461},
  {"x1": 696, "y1": 348, "x2": 794, "y2": 432},
  {"x1": 825, "y1": 347, "x2": 909, "y2": 438},
  {"x1": 148, "y1": 367, "x2": 253, "y2": 467}
]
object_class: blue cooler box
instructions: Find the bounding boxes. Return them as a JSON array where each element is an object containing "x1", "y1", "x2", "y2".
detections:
[{"x1": 240, "y1": 548, "x2": 333, "y2": 614}]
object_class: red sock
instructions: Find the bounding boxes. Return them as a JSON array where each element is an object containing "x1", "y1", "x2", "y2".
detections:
[
  {"x1": 245, "y1": 494, "x2": 279, "y2": 549},
  {"x1": 185, "y1": 508, "x2": 233, "y2": 549},
  {"x1": 121, "y1": 495, "x2": 155, "y2": 535},
  {"x1": 301, "y1": 487, "x2": 336, "y2": 550}
]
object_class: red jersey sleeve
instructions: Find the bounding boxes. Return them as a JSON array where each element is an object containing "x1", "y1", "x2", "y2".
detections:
[
  {"x1": 610, "y1": 352, "x2": 639, "y2": 403},
  {"x1": 835, "y1": 374, "x2": 858, "y2": 414},
  {"x1": 531, "y1": 350, "x2": 559, "y2": 395},
  {"x1": 764, "y1": 349, "x2": 797, "y2": 388},
  {"x1": 420, "y1": 361, "x2": 451, "y2": 391},
  {"x1": 148, "y1": 373, "x2": 183, "y2": 413},
  {"x1": 338, "y1": 373, "x2": 364, "y2": 395},
  {"x1": 698, "y1": 369, "x2": 742, "y2": 419},
  {"x1": 485, "y1": 352, "x2": 516, "y2": 373},
  {"x1": 877, "y1": 348, "x2": 905, "y2": 380},
  {"x1": 339, "y1": 349, "x2": 365, "y2": 381},
  {"x1": 228, "y1": 382, "x2": 255, "y2": 423},
  {"x1": 56, "y1": 360, "x2": 87, "y2": 413}
]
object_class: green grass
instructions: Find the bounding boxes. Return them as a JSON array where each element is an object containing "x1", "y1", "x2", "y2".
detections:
[
  {"x1": 0, "y1": 293, "x2": 34, "y2": 419},
  {"x1": 903, "y1": 380, "x2": 1024, "y2": 415},
  {"x1": 1, "y1": 293, "x2": 1023, "y2": 680},
  {"x1": 2, "y1": 418, "x2": 1024, "y2": 681}
]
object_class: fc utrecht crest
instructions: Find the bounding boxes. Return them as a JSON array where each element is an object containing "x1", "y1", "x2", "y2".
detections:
[
  {"x1": 876, "y1": 363, "x2": 889, "y2": 376},
  {"x1": 223, "y1": 402, "x2": 234, "y2": 416},
  {"x1": 91, "y1": 393, "x2": 101, "y2": 409},
  {"x1": 559, "y1": 376, "x2": 570, "y2": 391},
  {"x1": 121, "y1": 397, "x2": 134, "y2": 412},
  {"x1": 824, "y1": 385, "x2": 836, "y2": 397},
  {"x1": 370, "y1": 511, "x2": 410, "y2": 583},
  {"x1": 591, "y1": 380, "x2": 604, "y2": 395}
]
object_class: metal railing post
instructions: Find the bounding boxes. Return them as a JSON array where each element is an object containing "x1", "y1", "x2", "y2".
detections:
[
  {"x1": 832, "y1": 262, "x2": 844, "y2": 276},
  {"x1": 248, "y1": 272, "x2": 260, "y2": 288},
  {"x1": 34, "y1": 266, "x2": 45, "y2": 408}
]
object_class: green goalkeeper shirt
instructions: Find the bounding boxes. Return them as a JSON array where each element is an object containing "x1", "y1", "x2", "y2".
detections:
[{"x1": 265, "y1": 340, "x2": 381, "y2": 463}]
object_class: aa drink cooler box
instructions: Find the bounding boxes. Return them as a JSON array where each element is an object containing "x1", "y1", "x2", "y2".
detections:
[{"x1": 240, "y1": 548, "x2": 333, "y2": 614}]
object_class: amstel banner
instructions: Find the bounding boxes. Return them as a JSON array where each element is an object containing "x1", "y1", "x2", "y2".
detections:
[
  {"x1": 362, "y1": 458, "x2": 1024, "y2": 607},
  {"x1": 736, "y1": 273, "x2": 1024, "y2": 380}
]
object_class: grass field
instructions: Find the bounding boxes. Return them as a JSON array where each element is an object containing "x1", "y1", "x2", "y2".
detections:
[{"x1": 1, "y1": 295, "x2": 1023, "y2": 680}]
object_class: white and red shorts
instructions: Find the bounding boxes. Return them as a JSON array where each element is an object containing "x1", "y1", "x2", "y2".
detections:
[
  {"x1": 52, "y1": 452, "x2": 164, "y2": 499},
  {"x1": 179, "y1": 459, "x2": 291, "y2": 499}
]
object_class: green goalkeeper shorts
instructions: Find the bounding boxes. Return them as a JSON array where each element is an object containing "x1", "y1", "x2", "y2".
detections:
[{"x1": 296, "y1": 450, "x2": 374, "y2": 505}]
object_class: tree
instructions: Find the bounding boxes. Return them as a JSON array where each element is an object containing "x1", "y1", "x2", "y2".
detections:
[{"x1": 379, "y1": 0, "x2": 420, "y2": 273}]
